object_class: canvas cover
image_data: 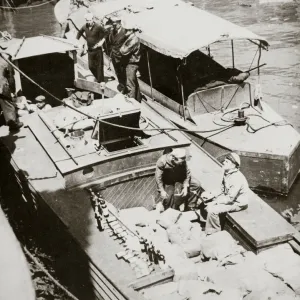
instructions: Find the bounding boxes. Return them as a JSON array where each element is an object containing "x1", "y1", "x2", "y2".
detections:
[
  {"x1": 0, "y1": 36, "x2": 77, "y2": 60},
  {"x1": 69, "y1": 0, "x2": 269, "y2": 59}
]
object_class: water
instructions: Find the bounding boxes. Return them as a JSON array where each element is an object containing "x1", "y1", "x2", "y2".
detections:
[{"x1": 0, "y1": 0, "x2": 299, "y2": 217}]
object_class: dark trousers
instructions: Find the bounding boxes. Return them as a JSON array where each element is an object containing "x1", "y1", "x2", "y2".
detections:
[
  {"x1": 125, "y1": 64, "x2": 142, "y2": 102},
  {"x1": 112, "y1": 58, "x2": 126, "y2": 92},
  {"x1": 0, "y1": 96, "x2": 17, "y2": 125},
  {"x1": 88, "y1": 49, "x2": 104, "y2": 83},
  {"x1": 162, "y1": 176, "x2": 202, "y2": 211}
]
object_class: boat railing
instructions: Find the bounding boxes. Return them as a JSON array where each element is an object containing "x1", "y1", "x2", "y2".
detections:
[{"x1": 186, "y1": 82, "x2": 252, "y2": 117}]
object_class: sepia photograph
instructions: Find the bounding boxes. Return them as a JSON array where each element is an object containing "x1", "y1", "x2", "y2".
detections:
[{"x1": 0, "y1": 0, "x2": 300, "y2": 299}]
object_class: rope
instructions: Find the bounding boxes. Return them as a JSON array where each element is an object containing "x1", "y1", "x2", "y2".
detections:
[
  {"x1": 201, "y1": 124, "x2": 235, "y2": 147},
  {"x1": 0, "y1": 0, "x2": 57, "y2": 9},
  {"x1": 23, "y1": 246, "x2": 80, "y2": 300},
  {"x1": 246, "y1": 119, "x2": 292, "y2": 134},
  {"x1": 0, "y1": 54, "x2": 235, "y2": 135},
  {"x1": 248, "y1": 47, "x2": 259, "y2": 72}
]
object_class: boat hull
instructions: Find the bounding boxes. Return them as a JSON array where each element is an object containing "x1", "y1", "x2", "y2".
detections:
[{"x1": 183, "y1": 130, "x2": 300, "y2": 195}]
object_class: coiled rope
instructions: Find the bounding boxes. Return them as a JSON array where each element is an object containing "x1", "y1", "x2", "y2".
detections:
[{"x1": 0, "y1": 53, "x2": 234, "y2": 134}]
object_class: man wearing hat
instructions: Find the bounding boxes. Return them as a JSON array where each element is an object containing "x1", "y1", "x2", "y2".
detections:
[
  {"x1": 107, "y1": 15, "x2": 127, "y2": 92},
  {"x1": 119, "y1": 19, "x2": 142, "y2": 102},
  {"x1": 34, "y1": 95, "x2": 51, "y2": 111},
  {"x1": 155, "y1": 148, "x2": 202, "y2": 211},
  {"x1": 201, "y1": 152, "x2": 249, "y2": 235},
  {"x1": 76, "y1": 12, "x2": 107, "y2": 83}
]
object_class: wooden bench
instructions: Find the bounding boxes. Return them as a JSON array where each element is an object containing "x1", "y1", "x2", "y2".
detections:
[{"x1": 224, "y1": 191, "x2": 297, "y2": 253}]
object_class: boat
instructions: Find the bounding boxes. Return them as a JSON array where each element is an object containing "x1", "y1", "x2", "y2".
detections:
[
  {"x1": 1, "y1": 33, "x2": 300, "y2": 300},
  {"x1": 0, "y1": 34, "x2": 220, "y2": 299},
  {"x1": 60, "y1": 0, "x2": 300, "y2": 195}
]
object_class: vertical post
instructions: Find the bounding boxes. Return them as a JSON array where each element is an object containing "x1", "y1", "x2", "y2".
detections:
[
  {"x1": 72, "y1": 50, "x2": 78, "y2": 82},
  {"x1": 257, "y1": 44, "x2": 261, "y2": 76},
  {"x1": 231, "y1": 40, "x2": 235, "y2": 68},
  {"x1": 207, "y1": 45, "x2": 211, "y2": 57},
  {"x1": 13, "y1": 60, "x2": 22, "y2": 95},
  {"x1": 146, "y1": 48, "x2": 154, "y2": 100},
  {"x1": 178, "y1": 60, "x2": 186, "y2": 121}
]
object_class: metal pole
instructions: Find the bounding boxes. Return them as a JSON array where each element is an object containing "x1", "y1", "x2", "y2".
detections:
[
  {"x1": 231, "y1": 40, "x2": 235, "y2": 68},
  {"x1": 146, "y1": 49, "x2": 154, "y2": 100},
  {"x1": 13, "y1": 36, "x2": 25, "y2": 59},
  {"x1": 178, "y1": 60, "x2": 186, "y2": 121},
  {"x1": 257, "y1": 44, "x2": 262, "y2": 76}
]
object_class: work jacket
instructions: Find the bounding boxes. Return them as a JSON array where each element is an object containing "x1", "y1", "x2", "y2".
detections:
[
  {"x1": 120, "y1": 34, "x2": 140, "y2": 64},
  {"x1": 155, "y1": 154, "x2": 191, "y2": 193},
  {"x1": 219, "y1": 168, "x2": 249, "y2": 207},
  {"x1": 108, "y1": 27, "x2": 127, "y2": 62}
]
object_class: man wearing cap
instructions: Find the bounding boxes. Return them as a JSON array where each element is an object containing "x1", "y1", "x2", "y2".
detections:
[
  {"x1": 0, "y1": 62, "x2": 23, "y2": 130},
  {"x1": 201, "y1": 152, "x2": 249, "y2": 235},
  {"x1": 76, "y1": 12, "x2": 107, "y2": 83},
  {"x1": 107, "y1": 15, "x2": 127, "y2": 92},
  {"x1": 155, "y1": 148, "x2": 202, "y2": 211},
  {"x1": 34, "y1": 95, "x2": 51, "y2": 111},
  {"x1": 119, "y1": 19, "x2": 142, "y2": 102}
]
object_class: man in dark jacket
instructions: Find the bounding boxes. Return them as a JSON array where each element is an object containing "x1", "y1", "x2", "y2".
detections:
[
  {"x1": 0, "y1": 61, "x2": 23, "y2": 130},
  {"x1": 155, "y1": 148, "x2": 202, "y2": 211},
  {"x1": 107, "y1": 15, "x2": 127, "y2": 92},
  {"x1": 119, "y1": 19, "x2": 142, "y2": 102},
  {"x1": 76, "y1": 12, "x2": 107, "y2": 83}
]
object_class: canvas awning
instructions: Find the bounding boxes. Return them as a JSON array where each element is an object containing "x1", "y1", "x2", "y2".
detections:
[
  {"x1": 69, "y1": 0, "x2": 269, "y2": 59},
  {"x1": 0, "y1": 35, "x2": 77, "y2": 60}
]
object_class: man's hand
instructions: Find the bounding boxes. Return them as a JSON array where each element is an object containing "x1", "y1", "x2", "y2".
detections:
[
  {"x1": 156, "y1": 201, "x2": 164, "y2": 213},
  {"x1": 160, "y1": 190, "x2": 168, "y2": 200},
  {"x1": 92, "y1": 39, "x2": 105, "y2": 50},
  {"x1": 78, "y1": 43, "x2": 87, "y2": 56},
  {"x1": 201, "y1": 191, "x2": 215, "y2": 202},
  {"x1": 179, "y1": 186, "x2": 188, "y2": 197}
]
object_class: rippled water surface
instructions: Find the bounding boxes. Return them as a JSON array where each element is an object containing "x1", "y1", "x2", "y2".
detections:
[{"x1": 1, "y1": 0, "x2": 300, "y2": 213}]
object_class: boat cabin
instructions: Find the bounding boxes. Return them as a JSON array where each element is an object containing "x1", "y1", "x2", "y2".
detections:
[{"x1": 0, "y1": 35, "x2": 77, "y2": 105}]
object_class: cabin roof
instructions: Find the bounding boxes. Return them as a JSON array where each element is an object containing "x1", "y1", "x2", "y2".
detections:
[
  {"x1": 0, "y1": 36, "x2": 77, "y2": 60},
  {"x1": 70, "y1": 0, "x2": 269, "y2": 59}
]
